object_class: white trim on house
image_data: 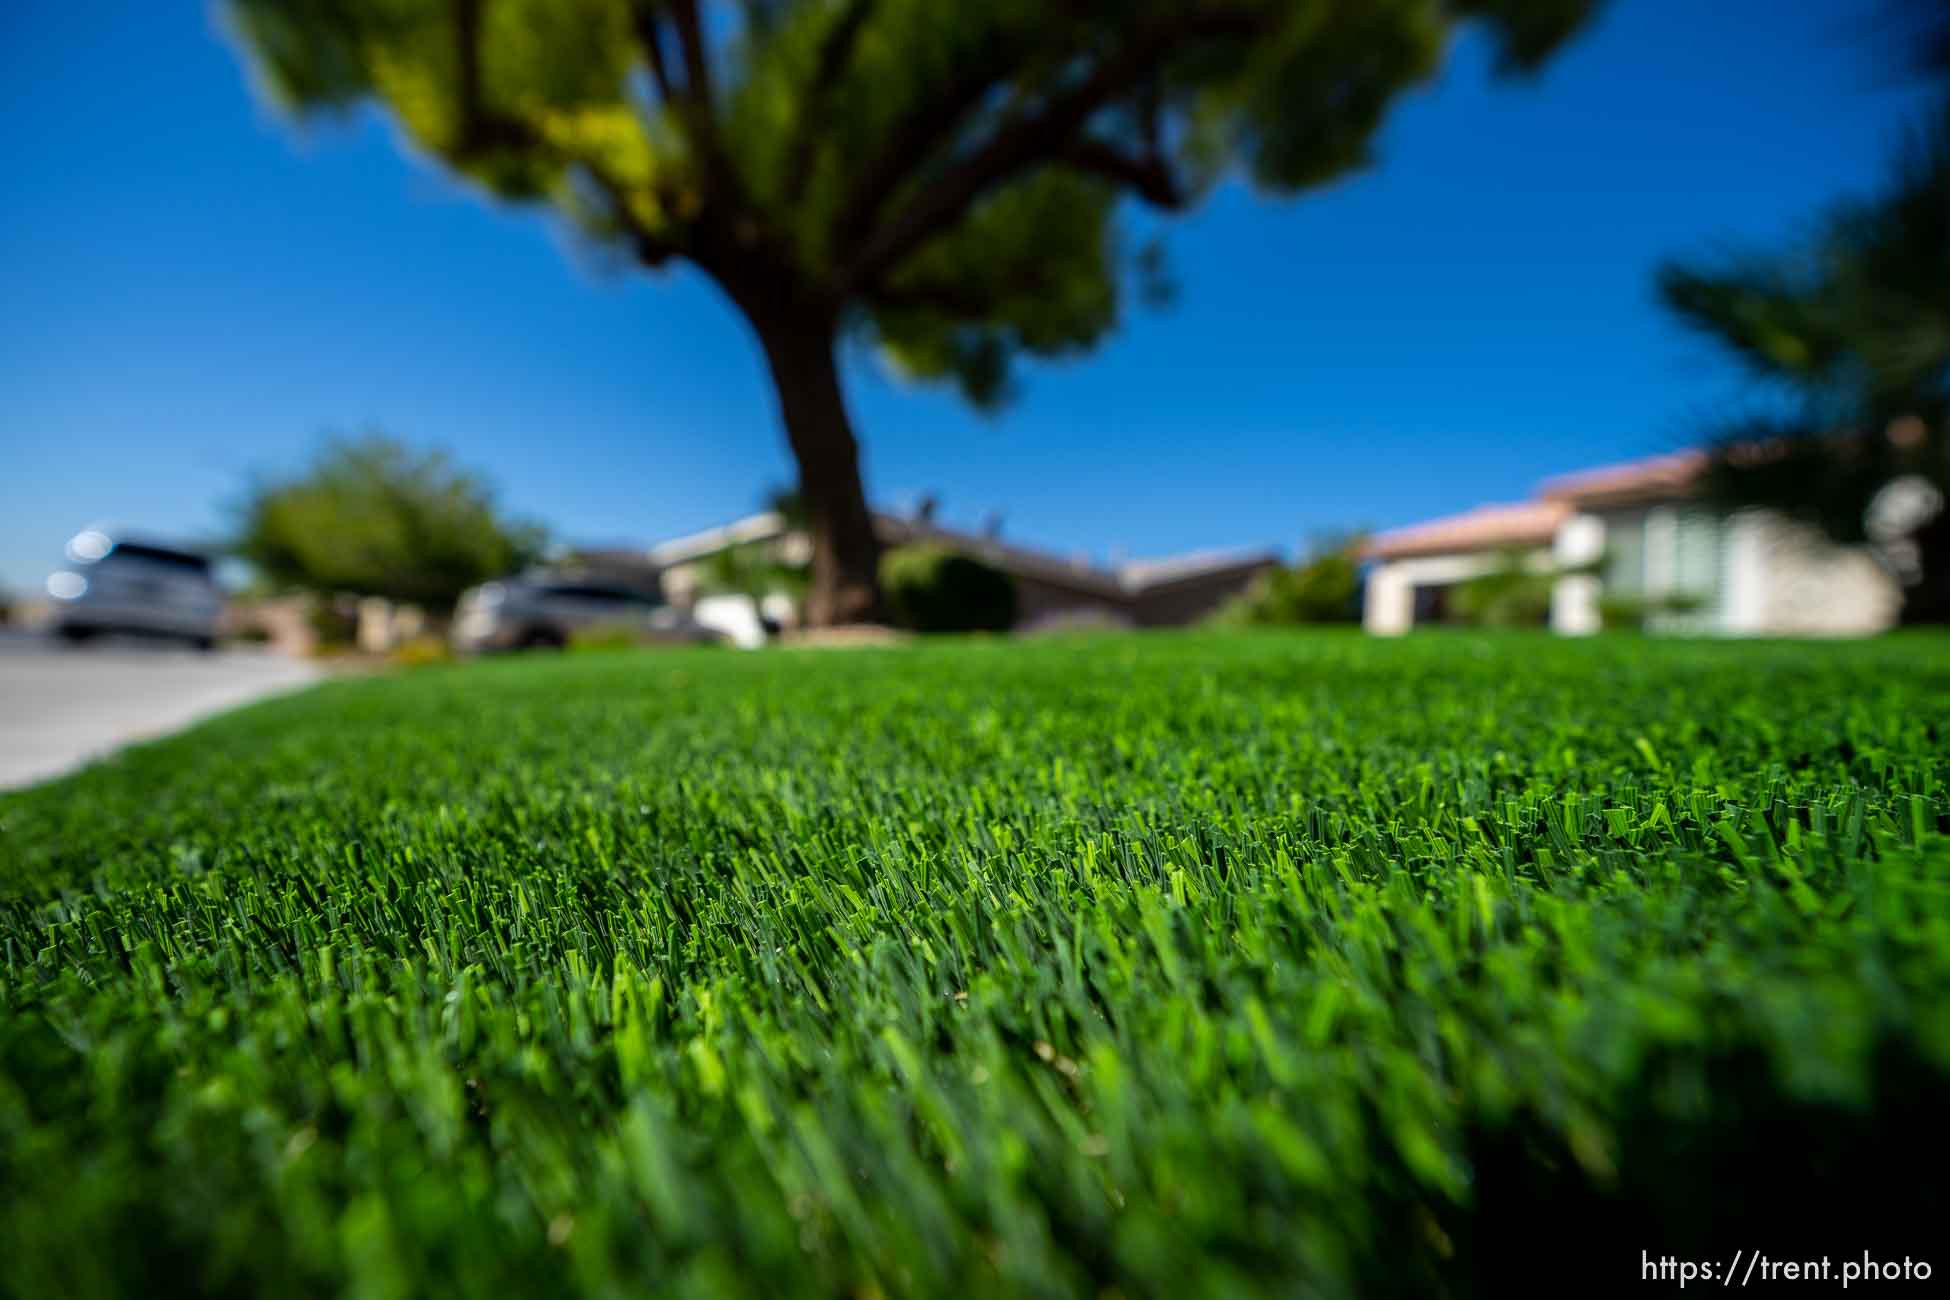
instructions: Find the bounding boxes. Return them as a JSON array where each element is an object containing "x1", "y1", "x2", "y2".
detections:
[
  {"x1": 648, "y1": 512, "x2": 790, "y2": 567},
  {"x1": 1722, "y1": 511, "x2": 1769, "y2": 634},
  {"x1": 1364, "y1": 548, "x2": 1556, "y2": 635},
  {"x1": 1551, "y1": 513, "x2": 1605, "y2": 635}
]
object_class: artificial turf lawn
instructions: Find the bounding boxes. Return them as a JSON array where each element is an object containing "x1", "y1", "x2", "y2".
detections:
[{"x1": 2, "y1": 631, "x2": 1949, "y2": 1298}]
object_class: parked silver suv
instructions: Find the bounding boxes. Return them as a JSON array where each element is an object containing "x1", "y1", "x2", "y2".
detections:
[
  {"x1": 46, "y1": 528, "x2": 224, "y2": 649},
  {"x1": 451, "y1": 574, "x2": 720, "y2": 652}
]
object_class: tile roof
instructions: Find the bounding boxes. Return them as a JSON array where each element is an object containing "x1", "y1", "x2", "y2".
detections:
[
  {"x1": 1368, "y1": 449, "x2": 1716, "y2": 563},
  {"x1": 1364, "y1": 500, "x2": 1571, "y2": 560},
  {"x1": 1538, "y1": 449, "x2": 1706, "y2": 507}
]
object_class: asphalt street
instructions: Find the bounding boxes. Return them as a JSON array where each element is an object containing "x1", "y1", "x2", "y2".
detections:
[{"x1": 0, "y1": 632, "x2": 322, "y2": 789}]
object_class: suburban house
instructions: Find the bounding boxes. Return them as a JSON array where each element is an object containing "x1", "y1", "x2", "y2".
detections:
[
  {"x1": 576, "y1": 510, "x2": 1279, "y2": 634},
  {"x1": 1363, "y1": 450, "x2": 1903, "y2": 637}
]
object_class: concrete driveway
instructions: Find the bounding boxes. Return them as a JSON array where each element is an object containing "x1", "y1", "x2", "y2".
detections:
[{"x1": 0, "y1": 633, "x2": 322, "y2": 790}]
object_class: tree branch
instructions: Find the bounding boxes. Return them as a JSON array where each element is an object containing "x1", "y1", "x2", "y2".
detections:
[
  {"x1": 626, "y1": 0, "x2": 755, "y2": 226},
  {"x1": 829, "y1": 51, "x2": 1019, "y2": 256},
  {"x1": 869, "y1": 281, "x2": 997, "y2": 319},
  {"x1": 869, "y1": 250, "x2": 1078, "y2": 321},
  {"x1": 627, "y1": 2, "x2": 679, "y2": 104},
  {"x1": 840, "y1": 7, "x2": 1263, "y2": 292},
  {"x1": 781, "y1": 0, "x2": 878, "y2": 203},
  {"x1": 1058, "y1": 137, "x2": 1187, "y2": 209},
  {"x1": 670, "y1": 0, "x2": 714, "y2": 109},
  {"x1": 575, "y1": 166, "x2": 682, "y2": 267},
  {"x1": 448, "y1": 6, "x2": 541, "y2": 145}
]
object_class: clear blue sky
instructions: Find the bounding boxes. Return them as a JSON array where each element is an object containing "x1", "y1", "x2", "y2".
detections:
[{"x1": 0, "y1": 1, "x2": 1935, "y2": 590}]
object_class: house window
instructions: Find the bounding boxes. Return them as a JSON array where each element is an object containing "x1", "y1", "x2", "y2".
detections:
[
  {"x1": 1663, "y1": 508, "x2": 1724, "y2": 627},
  {"x1": 1604, "y1": 513, "x2": 1645, "y2": 595},
  {"x1": 1673, "y1": 510, "x2": 1723, "y2": 598}
]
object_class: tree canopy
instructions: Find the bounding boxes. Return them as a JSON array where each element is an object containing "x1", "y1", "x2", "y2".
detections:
[
  {"x1": 1654, "y1": 1, "x2": 1950, "y2": 619},
  {"x1": 235, "y1": 433, "x2": 547, "y2": 610},
  {"x1": 226, "y1": 0, "x2": 1601, "y2": 621},
  {"x1": 1658, "y1": 105, "x2": 1950, "y2": 615}
]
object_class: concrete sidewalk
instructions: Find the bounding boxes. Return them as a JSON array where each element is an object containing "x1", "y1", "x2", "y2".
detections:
[{"x1": 0, "y1": 635, "x2": 322, "y2": 789}]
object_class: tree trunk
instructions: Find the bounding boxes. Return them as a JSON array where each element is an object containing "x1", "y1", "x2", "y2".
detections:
[
  {"x1": 751, "y1": 309, "x2": 884, "y2": 626},
  {"x1": 1901, "y1": 511, "x2": 1950, "y2": 625}
]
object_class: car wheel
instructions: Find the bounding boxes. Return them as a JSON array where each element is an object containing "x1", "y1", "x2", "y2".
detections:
[
  {"x1": 56, "y1": 624, "x2": 96, "y2": 645},
  {"x1": 191, "y1": 635, "x2": 217, "y2": 653},
  {"x1": 518, "y1": 626, "x2": 566, "y2": 651}
]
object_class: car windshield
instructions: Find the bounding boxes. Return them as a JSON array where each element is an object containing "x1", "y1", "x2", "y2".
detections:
[{"x1": 103, "y1": 542, "x2": 212, "y2": 575}]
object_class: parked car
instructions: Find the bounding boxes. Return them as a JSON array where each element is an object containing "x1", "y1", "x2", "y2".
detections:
[
  {"x1": 451, "y1": 574, "x2": 721, "y2": 652},
  {"x1": 46, "y1": 528, "x2": 223, "y2": 649}
]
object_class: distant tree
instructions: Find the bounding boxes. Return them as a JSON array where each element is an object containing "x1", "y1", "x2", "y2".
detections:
[
  {"x1": 236, "y1": 434, "x2": 546, "y2": 611},
  {"x1": 225, "y1": 0, "x2": 1600, "y2": 624},
  {"x1": 1658, "y1": 107, "x2": 1950, "y2": 621},
  {"x1": 1214, "y1": 533, "x2": 1364, "y2": 625}
]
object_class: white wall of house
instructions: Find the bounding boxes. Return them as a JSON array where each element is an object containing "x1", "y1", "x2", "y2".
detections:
[
  {"x1": 1734, "y1": 512, "x2": 1901, "y2": 635},
  {"x1": 1551, "y1": 514, "x2": 1605, "y2": 635},
  {"x1": 661, "y1": 561, "x2": 703, "y2": 607},
  {"x1": 1720, "y1": 511, "x2": 1771, "y2": 634},
  {"x1": 1364, "y1": 549, "x2": 1553, "y2": 635},
  {"x1": 1366, "y1": 505, "x2": 1901, "y2": 639},
  {"x1": 1619, "y1": 506, "x2": 1898, "y2": 637}
]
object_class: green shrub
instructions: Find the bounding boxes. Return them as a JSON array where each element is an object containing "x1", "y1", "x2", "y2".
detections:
[
  {"x1": 386, "y1": 634, "x2": 453, "y2": 668},
  {"x1": 1213, "y1": 542, "x2": 1362, "y2": 625},
  {"x1": 880, "y1": 543, "x2": 1017, "y2": 633},
  {"x1": 567, "y1": 625, "x2": 643, "y2": 654},
  {"x1": 699, "y1": 540, "x2": 808, "y2": 626},
  {"x1": 1451, "y1": 549, "x2": 1555, "y2": 627},
  {"x1": 567, "y1": 626, "x2": 726, "y2": 653}
]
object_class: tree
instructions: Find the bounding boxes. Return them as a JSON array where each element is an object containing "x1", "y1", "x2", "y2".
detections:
[
  {"x1": 226, "y1": 0, "x2": 1600, "y2": 624},
  {"x1": 236, "y1": 433, "x2": 547, "y2": 611},
  {"x1": 1657, "y1": 106, "x2": 1950, "y2": 620}
]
